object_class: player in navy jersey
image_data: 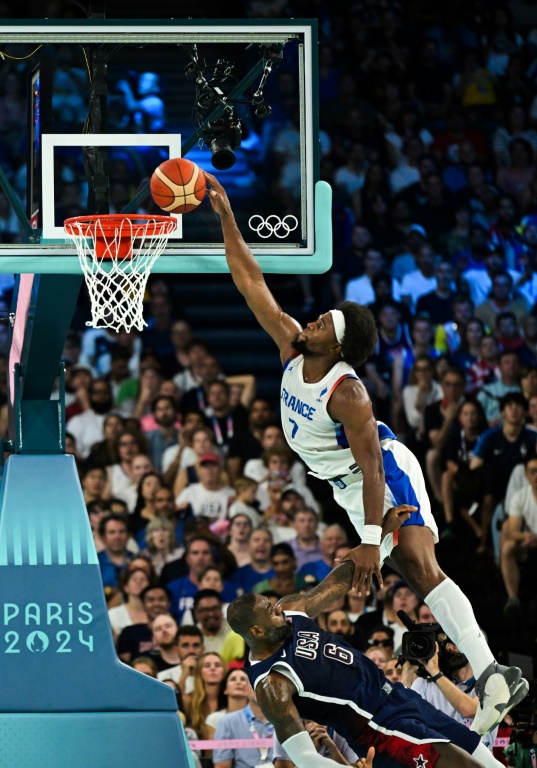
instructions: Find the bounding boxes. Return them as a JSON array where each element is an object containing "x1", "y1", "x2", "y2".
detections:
[
  {"x1": 205, "y1": 173, "x2": 527, "y2": 735},
  {"x1": 227, "y1": 544, "x2": 504, "y2": 768}
]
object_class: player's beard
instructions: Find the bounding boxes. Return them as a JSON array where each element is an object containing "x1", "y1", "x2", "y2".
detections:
[
  {"x1": 265, "y1": 621, "x2": 294, "y2": 645},
  {"x1": 291, "y1": 337, "x2": 314, "y2": 356}
]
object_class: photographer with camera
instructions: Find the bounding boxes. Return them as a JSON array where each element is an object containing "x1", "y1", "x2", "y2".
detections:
[{"x1": 399, "y1": 618, "x2": 498, "y2": 756}]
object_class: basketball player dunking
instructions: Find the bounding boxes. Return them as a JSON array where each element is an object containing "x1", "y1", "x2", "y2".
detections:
[{"x1": 205, "y1": 172, "x2": 527, "y2": 734}]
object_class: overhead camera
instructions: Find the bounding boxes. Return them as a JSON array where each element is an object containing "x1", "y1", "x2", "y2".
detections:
[
  {"x1": 187, "y1": 42, "x2": 282, "y2": 169},
  {"x1": 204, "y1": 117, "x2": 243, "y2": 171}
]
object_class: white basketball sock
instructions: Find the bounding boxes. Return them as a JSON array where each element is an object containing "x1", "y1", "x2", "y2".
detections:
[
  {"x1": 424, "y1": 578, "x2": 495, "y2": 678},
  {"x1": 472, "y1": 740, "x2": 504, "y2": 767}
]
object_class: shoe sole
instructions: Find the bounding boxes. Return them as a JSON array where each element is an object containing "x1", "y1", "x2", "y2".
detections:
[{"x1": 472, "y1": 676, "x2": 529, "y2": 734}]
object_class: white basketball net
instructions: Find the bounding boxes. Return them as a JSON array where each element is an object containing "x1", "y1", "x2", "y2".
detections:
[{"x1": 65, "y1": 216, "x2": 177, "y2": 332}]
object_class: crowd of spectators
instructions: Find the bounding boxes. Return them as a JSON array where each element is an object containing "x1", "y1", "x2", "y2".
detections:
[{"x1": 1, "y1": 1, "x2": 537, "y2": 766}]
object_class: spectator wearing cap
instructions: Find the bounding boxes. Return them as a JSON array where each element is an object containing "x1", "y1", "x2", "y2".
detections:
[
  {"x1": 175, "y1": 451, "x2": 234, "y2": 524},
  {"x1": 344, "y1": 248, "x2": 394, "y2": 307},
  {"x1": 416, "y1": 260, "x2": 456, "y2": 325},
  {"x1": 477, "y1": 349, "x2": 521, "y2": 427},
  {"x1": 470, "y1": 392, "x2": 537, "y2": 554},
  {"x1": 399, "y1": 242, "x2": 437, "y2": 312},
  {"x1": 289, "y1": 508, "x2": 322, "y2": 570}
]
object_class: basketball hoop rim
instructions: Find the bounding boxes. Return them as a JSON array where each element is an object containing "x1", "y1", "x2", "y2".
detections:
[{"x1": 64, "y1": 213, "x2": 177, "y2": 237}]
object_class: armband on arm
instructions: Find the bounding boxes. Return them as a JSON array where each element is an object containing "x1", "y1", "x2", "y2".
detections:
[{"x1": 282, "y1": 731, "x2": 347, "y2": 768}]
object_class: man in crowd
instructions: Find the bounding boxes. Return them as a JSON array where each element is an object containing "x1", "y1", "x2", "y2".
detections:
[
  {"x1": 297, "y1": 524, "x2": 349, "y2": 582},
  {"x1": 501, "y1": 453, "x2": 537, "y2": 619},
  {"x1": 145, "y1": 395, "x2": 180, "y2": 471},
  {"x1": 471, "y1": 392, "x2": 537, "y2": 554},
  {"x1": 157, "y1": 625, "x2": 204, "y2": 694},
  {"x1": 167, "y1": 535, "x2": 215, "y2": 623},
  {"x1": 227, "y1": 398, "x2": 274, "y2": 482},
  {"x1": 149, "y1": 613, "x2": 181, "y2": 672},
  {"x1": 67, "y1": 379, "x2": 114, "y2": 458},
  {"x1": 176, "y1": 452, "x2": 234, "y2": 524},
  {"x1": 97, "y1": 513, "x2": 133, "y2": 594},
  {"x1": 477, "y1": 350, "x2": 521, "y2": 427},
  {"x1": 192, "y1": 589, "x2": 232, "y2": 654},
  {"x1": 289, "y1": 508, "x2": 322, "y2": 570},
  {"x1": 117, "y1": 584, "x2": 171, "y2": 663},
  {"x1": 232, "y1": 527, "x2": 274, "y2": 593}
]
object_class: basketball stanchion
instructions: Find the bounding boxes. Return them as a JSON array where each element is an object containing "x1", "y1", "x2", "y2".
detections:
[{"x1": 64, "y1": 214, "x2": 177, "y2": 332}]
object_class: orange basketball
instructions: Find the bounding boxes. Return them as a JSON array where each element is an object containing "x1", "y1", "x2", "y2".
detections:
[{"x1": 150, "y1": 157, "x2": 206, "y2": 214}]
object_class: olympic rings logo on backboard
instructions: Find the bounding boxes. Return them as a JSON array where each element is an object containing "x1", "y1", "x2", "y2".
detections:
[{"x1": 248, "y1": 214, "x2": 298, "y2": 239}]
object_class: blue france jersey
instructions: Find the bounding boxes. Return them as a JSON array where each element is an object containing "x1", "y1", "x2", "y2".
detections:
[{"x1": 245, "y1": 612, "x2": 391, "y2": 728}]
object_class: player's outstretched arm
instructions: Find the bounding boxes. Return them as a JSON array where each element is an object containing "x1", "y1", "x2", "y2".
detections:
[
  {"x1": 257, "y1": 672, "x2": 346, "y2": 768},
  {"x1": 278, "y1": 506, "x2": 413, "y2": 618},
  {"x1": 205, "y1": 172, "x2": 300, "y2": 363}
]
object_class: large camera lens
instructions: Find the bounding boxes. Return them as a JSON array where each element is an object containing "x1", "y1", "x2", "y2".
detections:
[
  {"x1": 210, "y1": 137, "x2": 236, "y2": 170},
  {"x1": 407, "y1": 634, "x2": 432, "y2": 658}
]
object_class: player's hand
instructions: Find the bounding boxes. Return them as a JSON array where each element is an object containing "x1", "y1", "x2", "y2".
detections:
[
  {"x1": 205, "y1": 172, "x2": 233, "y2": 218},
  {"x1": 382, "y1": 505, "x2": 416, "y2": 535},
  {"x1": 336, "y1": 544, "x2": 382, "y2": 596},
  {"x1": 356, "y1": 746, "x2": 375, "y2": 767}
]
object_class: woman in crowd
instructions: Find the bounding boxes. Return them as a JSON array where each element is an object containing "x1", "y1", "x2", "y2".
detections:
[
  {"x1": 451, "y1": 318, "x2": 485, "y2": 379},
  {"x1": 108, "y1": 567, "x2": 149, "y2": 641},
  {"x1": 130, "y1": 471, "x2": 164, "y2": 541},
  {"x1": 142, "y1": 516, "x2": 184, "y2": 577},
  {"x1": 185, "y1": 652, "x2": 227, "y2": 740},
  {"x1": 204, "y1": 667, "x2": 250, "y2": 739},
  {"x1": 402, "y1": 355, "x2": 443, "y2": 459},
  {"x1": 85, "y1": 413, "x2": 124, "y2": 468},
  {"x1": 161, "y1": 411, "x2": 206, "y2": 483},
  {"x1": 441, "y1": 397, "x2": 487, "y2": 539},
  {"x1": 104, "y1": 429, "x2": 149, "y2": 510},
  {"x1": 131, "y1": 656, "x2": 158, "y2": 678}
]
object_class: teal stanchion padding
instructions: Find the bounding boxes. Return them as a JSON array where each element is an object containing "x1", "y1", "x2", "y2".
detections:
[{"x1": 0, "y1": 454, "x2": 191, "y2": 767}]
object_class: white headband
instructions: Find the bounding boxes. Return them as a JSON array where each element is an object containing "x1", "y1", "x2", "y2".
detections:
[{"x1": 330, "y1": 309, "x2": 346, "y2": 345}]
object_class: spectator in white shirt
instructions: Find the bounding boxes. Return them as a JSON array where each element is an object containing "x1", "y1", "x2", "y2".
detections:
[
  {"x1": 462, "y1": 247, "x2": 521, "y2": 307},
  {"x1": 344, "y1": 248, "x2": 396, "y2": 306},
  {"x1": 501, "y1": 453, "x2": 537, "y2": 619},
  {"x1": 399, "y1": 242, "x2": 438, "y2": 311},
  {"x1": 67, "y1": 380, "x2": 114, "y2": 459},
  {"x1": 175, "y1": 452, "x2": 234, "y2": 524}
]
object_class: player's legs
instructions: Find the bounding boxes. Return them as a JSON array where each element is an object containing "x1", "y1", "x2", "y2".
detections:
[{"x1": 335, "y1": 439, "x2": 527, "y2": 733}]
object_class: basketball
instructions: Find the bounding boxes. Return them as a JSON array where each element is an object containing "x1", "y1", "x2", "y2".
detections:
[{"x1": 150, "y1": 157, "x2": 207, "y2": 214}]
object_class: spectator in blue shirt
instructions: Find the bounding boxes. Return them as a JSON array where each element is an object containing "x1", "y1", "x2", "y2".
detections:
[
  {"x1": 97, "y1": 513, "x2": 133, "y2": 596},
  {"x1": 213, "y1": 684, "x2": 274, "y2": 768},
  {"x1": 167, "y1": 535, "x2": 214, "y2": 624},
  {"x1": 232, "y1": 528, "x2": 274, "y2": 594}
]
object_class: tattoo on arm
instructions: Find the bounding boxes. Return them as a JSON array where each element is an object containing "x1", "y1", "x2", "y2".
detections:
[
  {"x1": 257, "y1": 673, "x2": 303, "y2": 744},
  {"x1": 278, "y1": 561, "x2": 355, "y2": 619}
]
